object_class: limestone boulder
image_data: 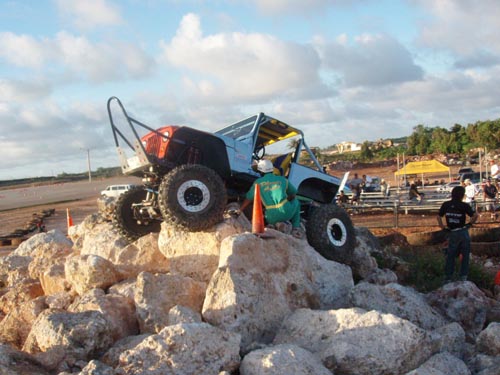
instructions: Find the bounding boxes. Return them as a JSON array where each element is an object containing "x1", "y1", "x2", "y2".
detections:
[
  {"x1": 351, "y1": 226, "x2": 380, "y2": 279},
  {"x1": 69, "y1": 214, "x2": 128, "y2": 257},
  {"x1": 168, "y1": 305, "x2": 202, "y2": 325},
  {"x1": 273, "y1": 307, "x2": 433, "y2": 375},
  {"x1": 108, "y1": 278, "x2": 136, "y2": 301},
  {"x1": 22, "y1": 309, "x2": 114, "y2": 370},
  {"x1": 40, "y1": 263, "x2": 71, "y2": 295},
  {"x1": 0, "y1": 296, "x2": 46, "y2": 348},
  {"x1": 240, "y1": 344, "x2": 331, "y2": 375},
  {"x1": 427, "y1": 281, "x2": 493, "y2": 340},
  {"x1": 134, "y1": 272, "x2": 206, "y2": 333},
  {"x1": 27, "y1": 242, "x2": 72, "y2": 281},
  {"x1": 364, "y1": 267, "x2": 398, "y2": 285},
  {"x1": 0, "y1": 254, "x2": 32, "y2": 287},
  {"x1": 404, "y1": 352, "x2": 471, "y2": 375},
  {"x1": 13, "y1": 229, "x2": 72, "y2": 257},
  {"x1": 115, "y1": 323, "x2": 241, "y2": 375},
  {"x1": 157, "y1": 217, "x2": 249, "y2": 283},
  {"x1": 0, "y1": 343, "x2": 51, "y2": 375},
  {"x1": 430, "y1": 322, "x2": 466, "y2": 358},
  {"x1": 79, "y1": 359, "x2": 115, "y2": 375},
  {"x1": 350, "y1": 282, "x2": 448, "y2": 330},
  {"x1": 97, "y1": 195, "x2": 116, "y2": 220},
  {"x1": 101, "y1": 334, "x2": 150, "y2": 368},
  {"x1": 467, "y1": 353, "x2": 500, "y2": 375},
  {"x1": 65, "y1": 254, "x2": 120, "y2": 295},
  {"x1": 476, "y1": 322, "x2": 500, "y2": 356},
  {"x1": 0, "y1": 279, "x2": 44, "y2": 315},
  {"x1": 202, "y1": 233, "x2": 326, "y2": 351},
  {"x1": 111, "y1": 233, "x2": 170, "y2": 279},
  {"x1": 45, "y1": 292, "x2": 73, "y2": 310},
  {"x1": 68, "y1": 288, "x2": 138, "y2": 341},
  {"x1": 303, "y1": 243, "x2": 354, "y2": 309}
]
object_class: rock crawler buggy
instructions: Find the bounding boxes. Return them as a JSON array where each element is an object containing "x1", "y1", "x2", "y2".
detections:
[{"x1": 107, "y1": 97, "x2": 356, "y2": 262}]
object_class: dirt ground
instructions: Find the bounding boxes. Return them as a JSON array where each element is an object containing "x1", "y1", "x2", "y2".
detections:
[{"x1": 0, "y1": 164, "x2": 496, "y2": 253}]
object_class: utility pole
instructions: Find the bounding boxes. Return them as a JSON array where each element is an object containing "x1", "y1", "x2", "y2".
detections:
[
  {"x1": 81, "y1": 148, "x2": 92, "y2": 182},
  {"x1": 86, "y1": 149, "x2": 92, "y2": 182}
]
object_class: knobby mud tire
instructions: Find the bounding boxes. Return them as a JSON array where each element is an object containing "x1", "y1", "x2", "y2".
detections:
[
  {"x1": 158, "y1": 164, "x2": 227, "y2": 231},
  {"x1": 112, "y1": 186, "x2": 161, "y2": 242},
  {"x1": 306, "y1": 204, "x2": 356, "y2": 263}
]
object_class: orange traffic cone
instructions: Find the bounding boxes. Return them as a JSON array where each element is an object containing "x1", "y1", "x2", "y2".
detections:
[
  {"x1": 252, "y1": 184, "x2": 265, "y2": 234},
  {"x1": 66, "y1": 208, "x2": 74, "y2": 230}
]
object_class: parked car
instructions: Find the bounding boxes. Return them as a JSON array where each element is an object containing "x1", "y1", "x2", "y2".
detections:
[
  {"x1": 459, "y1": 171, "x2": 483, "y2": 184},
  {"x1": 456, "y1": 167, "x2": 474, "y2": 181},
  {"x1": 436, "y1": 181, "x2": 461, "y2": 193},
  {"x1": 101, "y1": 184, "x2": 136, "y2": 198}
]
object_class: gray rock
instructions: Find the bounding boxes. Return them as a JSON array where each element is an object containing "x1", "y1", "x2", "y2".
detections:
[
  {"x1": 350, "y1": 282, "x2": 448, "y2": 330},
  {"x1": 240, "y1": 344, "x2": 331, "y2": 375},
  {"x1": 404, "y1": 352, "x2": 470, "y2": 375},
  {"x1": 476, "y1": 322, "x2": 500, "y2": 356},
  {"x1": 274, "y1": 307, "x2": 433, "y2": 375},
  {"x1": 116, "y1": 323, "x2": 241, "y2": 375}
]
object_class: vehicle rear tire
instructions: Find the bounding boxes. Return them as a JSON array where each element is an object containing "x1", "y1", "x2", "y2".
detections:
[
  {"x1": 113, "y1": 186, "x2": 161, "y2": 242},
  {"x1": 158, "y1": 164, "x2": 227, "y2": 231},
  {"x1": 306, "y1": 204, "x2": 355, "y2": 263}
]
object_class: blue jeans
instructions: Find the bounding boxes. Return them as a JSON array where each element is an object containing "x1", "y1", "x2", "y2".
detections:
[{"x1": 445, "y1": 228, "x2": 470, "y2": 280}]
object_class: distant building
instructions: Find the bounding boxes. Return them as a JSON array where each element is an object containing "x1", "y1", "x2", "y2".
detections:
[{"x1": 336, "y1": 141, "x2": 362, "y2": 154}]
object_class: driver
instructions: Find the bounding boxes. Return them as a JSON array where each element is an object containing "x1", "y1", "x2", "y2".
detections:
[{"x1": 239, "y1": 159, "x2": 304, "y2": 239}]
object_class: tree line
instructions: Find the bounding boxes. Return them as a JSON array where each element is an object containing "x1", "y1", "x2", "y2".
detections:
[{"x1": 325, "y1": 118, "x2": 500, "y2": 163}]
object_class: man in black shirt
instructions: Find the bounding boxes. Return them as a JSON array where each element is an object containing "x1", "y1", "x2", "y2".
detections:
[
  {"x1": 437, "y1": 185, "x2": 478, "y2": 283},
  {"x1": 483, "y1": 178, "x2": 498, "y2": 221}
]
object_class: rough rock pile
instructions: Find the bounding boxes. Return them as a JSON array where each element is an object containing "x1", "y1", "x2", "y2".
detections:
[{"x1": 0, "y1": 206, "x2": 499, "y2": 375}]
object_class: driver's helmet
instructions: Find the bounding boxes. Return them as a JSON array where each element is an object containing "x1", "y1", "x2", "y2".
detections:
[{"x1": 257, "y1": 159, "x2": 274, "y2": 174}]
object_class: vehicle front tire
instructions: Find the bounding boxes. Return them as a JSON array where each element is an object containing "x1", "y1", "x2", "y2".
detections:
[
  {"x1": 113, "y1": 186, "x2": 161, "y2": 242},
  {"x1": 158, "y1": 164, "x2": 227, "y2": 231},
  {"x1": 306, "y1": 204, "x2": 355, "y2": 263}
]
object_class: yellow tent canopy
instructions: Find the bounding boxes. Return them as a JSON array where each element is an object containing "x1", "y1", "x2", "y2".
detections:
[{"x1": 394, "y1": 160, "x2": 450, "y2": 176}]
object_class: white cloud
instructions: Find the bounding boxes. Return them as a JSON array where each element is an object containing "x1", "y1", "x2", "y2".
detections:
[
  {"x1": 317, "y1": 33, "x2": 423, "y2": 87},
  {"x1": 0, "y1": 32, "x2": 51, "y2": 68},
  {"x1": 160, "y1": 13, "x2": 326, "y2": 102},
  {"x1": 416, "y1": 0, "x2": 500, "y2": 59},
  {"x1": 251, "y1": 0, "x2": 357, "y2": 15},
  {"x1": 0, "y1": 31, "x2": 154, "y2": 84},
  {"x1": 55, "y1": 0, "x2": 123, "y2": 30},
  {"x1": 0, "y1": 79, "x2": 52, "y2": 102}
]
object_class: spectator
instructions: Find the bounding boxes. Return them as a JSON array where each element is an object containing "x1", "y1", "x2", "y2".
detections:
[
  {"x1": 409, "y1": 180, "x2": 424, "y2": 203},
  {"x1": 437, "y1": 185, "x2": 478, "y2": 283},
  {"x1": 337, "y1": 190, "x2": 349, "y2": 207},
  {"x1": 483, "y1": 178, "x2": 498, "y2": 221},
  {"x1": 380, "y1": 179, "x2": 389, "y2": 197},
  {"x1": 349, "y1": 173, "x2": 363, "y2": 204},
  {"x1": 464, "y1": 179, "x2": 478, "y2": 210},
  {"x1": 490, "y1": 159, "x2": 499, "y2": 181}
]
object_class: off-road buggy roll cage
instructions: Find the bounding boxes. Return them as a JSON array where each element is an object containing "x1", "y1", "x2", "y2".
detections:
[{"x1": 106, "y1": 96, "x2": 355, "y2": 263}]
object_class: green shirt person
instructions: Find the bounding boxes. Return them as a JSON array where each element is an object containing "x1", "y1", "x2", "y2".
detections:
[{"x1": 239, "y1": 159, "x2": 302, "y2": 238}]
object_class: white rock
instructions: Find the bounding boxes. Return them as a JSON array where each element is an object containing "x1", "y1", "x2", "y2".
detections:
[
  {"x1": 134, "y1": 272, "x2": 206, "y2": 333},
  {"x1": 203, "y1": 233, "x2": 331, "y2": 352},
  {"x1": 23, "y1": 309, "x2": 114, "y2": 368},
  {"x1": 430, "y1": 322, "x2": 466, "y2": 358},
  {"x1": 168, "y1": 305, "x2": 202, "y2": 325},
  {"x1": 68, "y1": 288, "x2": 138, "y2": 342},
  {"x1": 350, "y1": 282, "x2": 448, "y2": 330},
  {"x1": 274, "y1": 307, "x2": 433, "y2": 375},
  {"x1": 476, "y1": 322, "x2": 500, "y2": 356},
  {"x1": 240, "y1": 344, "x2": 331, "y2": 375},
  {"x1": 13, "y1": 229, "x2": 72, "y2": 257},
  {"x1": 404, "y1": 352, "x2": 471, "y2": 375},
  {"x1": 157, "y1": 219, "x2": 248, "y2": 283},
  {"x1": 65, "y1": 254, "x2": 120, "y2": 295},
  {"x1": 116, "y1": 323, "x2": 241, "y2": 375}
]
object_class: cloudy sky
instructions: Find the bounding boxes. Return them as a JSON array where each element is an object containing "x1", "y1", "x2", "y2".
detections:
[{"x1": 1, "y1": 0, "x2": 500, "y2": 180}]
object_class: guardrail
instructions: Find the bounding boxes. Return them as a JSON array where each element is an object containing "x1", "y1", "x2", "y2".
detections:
[{"x1": 342, "y1": 191, "x2": 495, "y2": 228}]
